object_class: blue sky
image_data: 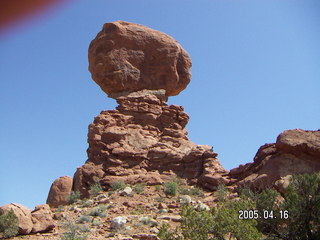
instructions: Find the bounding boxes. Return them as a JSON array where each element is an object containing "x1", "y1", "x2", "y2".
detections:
[{"x1": 1, "y1": 0, "x2": 319, "y2": 209}]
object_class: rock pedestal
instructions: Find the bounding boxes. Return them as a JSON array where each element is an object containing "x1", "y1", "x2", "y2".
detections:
[{"x1": 73, "y1": 91, "x2": 228, "y2": 197}]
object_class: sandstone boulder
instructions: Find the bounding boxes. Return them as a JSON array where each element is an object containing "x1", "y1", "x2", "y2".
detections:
[
  {"x1": 88, "y1": 21, "x2": 191, "y2": 98},
  {"x1": 73, "y1": 93, "x2": 229, "y2": 197},
  {"x1": 47, "y1": 176, "x2": 73, "y2": 208},
  {"x1": 0, "y1": 203, "x2": 33, "y2": 235},
  {"x1": 229, "y1": 129, "x2": 320, "y2": 191},
  {"x1": 31, "y1": 204, "x2": 55, "y2": 233}
]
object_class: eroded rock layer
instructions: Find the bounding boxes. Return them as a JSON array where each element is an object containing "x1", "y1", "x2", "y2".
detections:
[
  {"x1": 229, "y1": 129, "x2": 320, "y2": 191},
  {"x1": 73, "y1": 92, "x2": 228, "y2": 197}
]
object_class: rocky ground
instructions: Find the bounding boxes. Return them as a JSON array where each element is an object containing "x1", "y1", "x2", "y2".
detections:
[{"x1": 8, "y1": 180, "x2": 228, "y2": 240}]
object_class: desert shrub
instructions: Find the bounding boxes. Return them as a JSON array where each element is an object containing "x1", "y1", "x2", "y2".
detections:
[
  {"x1": 139, "y1": 216, "x2": 151, "y2": 225},
  {"x1": 133, "y1": 183, "x2": 146, "y2": 194},
  {"x1": 158, "y1": 222, "x2": 181, "y2": 240},
  {"x1": 68, "y1": 191, "x2": 81, "y2": 204},
  {"x1": 155, "y1": 185, "x2": 161, "y2": 192},
  {"x1": 255, "y1": 189, "x2": 282, "y2": 237},
  {"x1": 212, "y1": 198, "x2": 263, "y2": 240},
  {"x1": 89, "y1": 204, "x2": 107, "y2": 217},
  {"x1": 80, "y1": 199, "x2": 92, "y2": 208},
  {"x1": 57, "y1": 205, "x2": 65, "y2": 212},
  {"x1": 89, "y1": 183, "x2": 103, "y2": 197},
  {"x1": 239, "y1": 185, "x2": 256, "y2": 200},
  {"x1": 282, "y1": 173, "x2": 320, "y2": 240},
  {"x1": 158, "y1": 197, "x2": 263, "y2": 240},
  {"x1": 77, "y1": 215, "x2": 92, "y2": 224},
  {"x1": 110, "y1": 181, "x2": 126, "y2": 191},
  {"x1": 164, "y1": 181, "x2": 178, "y2": 196},
  {"x1": 60, "y1": 220, "x2": 89, "y2": 240},
  {"x1": 190, "y1": 187, "x2": 204, "y2": 197},
  {"x1": 215, "y1": 184, "x2": 227, "y2": 201},
  {"x1": 179, "y1": 187, "x2": 190, "y2": 195},
  {"x1": 0, "y1": 209, "x2": 19, "y2": 238}
]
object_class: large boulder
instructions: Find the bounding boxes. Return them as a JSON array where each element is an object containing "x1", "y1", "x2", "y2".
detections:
[
  {"x1": 88, "y1": 21, "x2": 191, "y2": 98},
  {"x1": 0, "y1": 203, "x2": 33, "y2": 235},
  {"x1": 31, "y1": 204, "x2": 55, "y2": 233},
  {"x1": 73, "y1": 92, "x2": 229, "y2": 197},
  {"x1": 229, "y1": 129, "x2": 320, "y2": 191},
  {"x1": 46, "y1": 176, "x2": 73, "y2": 208}
]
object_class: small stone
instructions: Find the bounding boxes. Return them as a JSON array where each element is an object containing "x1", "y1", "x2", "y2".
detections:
[
  {"x1": 179, "y1": 195, "x2": 192, "y2": 205},
  {"x1": 157, "y1": 203, "x2": 167, "y2": 209},
  {"x1": 150, "y1": 227, "x2": 159, "y2": 234},
  {"x1": 158, "y1": 215, "x2": 181, "y2": 222},
  {"x1": 99, "y1": 197, "x2": 110, "y2": 204},
  {"x1": 111, "y1": 216, "x2": 127, "y2": 229},
  {"x1": 194, "y1": 202, "x2": 210, "y2": 211},
  {"x1": 119, "y1": 187, "x2": 133, "y2": 196}
]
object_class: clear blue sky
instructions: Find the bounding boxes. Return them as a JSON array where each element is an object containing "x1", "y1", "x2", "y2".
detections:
[{"x1": 1, "y1": 0, "x2": 319, "y2": 209}]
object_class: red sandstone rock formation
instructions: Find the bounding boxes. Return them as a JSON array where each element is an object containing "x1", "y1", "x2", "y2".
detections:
[
  {"x1": 88, "y1": 21, "x2": 191, "y2": 98},
  {"x1": 73, "y1": 91, "x2": 228, "y2": 197},
  {"x1": 46, "y1": 176, "x2": 73, "y2": 208},
  {"x1": 31, "y1": 204, "x2": 55, "y2": 233},
  {"x1": 0, "y1": 203, "x2": 33, "y2": 234},
  {"x1": 71, "y1": 21, "x2": 228, "y2": 197},
  {"x1": 0, "y1": 203, "x2": 55, "y2": 235},
  {"x1": 229, "y1": 129, "x2": 320, "y2": 191}
]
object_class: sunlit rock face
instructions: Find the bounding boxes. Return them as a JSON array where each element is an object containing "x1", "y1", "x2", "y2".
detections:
[{"x1": 88, "y1": 21, "x2": 192, "y2": 99}]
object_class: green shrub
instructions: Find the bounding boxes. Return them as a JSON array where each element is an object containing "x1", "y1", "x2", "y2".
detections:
[
  {"x1": 164, "y1": 181, "x2": 178, "y2": 196},
  {"x1": 92, "y1": 219, "x2": 101, "y2": 226},
  {"x1": 60, "y1": 220, "x2": 89, "y2": 240},
  {"x1": 77, "y1": 215, "x2": 92, "y2": 224},
  {"x1": 179, "y1": 187, "x2": 190, "y2": 195},
  {"x1": 133, "y1": 183, "x2": 146, "y2": 194},
  {"x1": 89, "y1": 204, "x2": 107, "y2": 218},
  {"x1": 57, "y1": 205, "x2": 65, "y2": 212},
  {"x1": 215, "y1": 184, "x2": 227, "y2": 201},
  {"x1": 238, "y1": 185, "x2": 255, "y2": 198},
  {"x1": 80, "y1": 199, "x2": 92, "y2": 208},
  {"x1": 89, "y1": 183, "x2": 103, "y2": 197},
  {"x1": 282, "y1": 173, "x2": 320, "y2": 240},
  {"x1": 68, "y1": 191, "x2": 81, "y2": 204},
  {"x1": 255, "y1": 188, "x2": 282, "y2": 237},
  {"x1": 155, "y1": 185, "x2": 161, "y2": 192},
  {"x1": 158, "y1": 222, "x2": 180, "y2": 240},
  {"x1": 158, "y1": 197, "x2": 263, "y2": 240},
  {"x1": 0, "y1": 209, "x2": 19, "y2": 238},
  {"x1": 212, "y1": 199, "x2": 263, "y2": 240},
  {"x1": 110, "y1": 181, "x2": 126, "y2": 191},
  {"x1": 190, "y1": 187, "x2": 204, "y2": 197}
]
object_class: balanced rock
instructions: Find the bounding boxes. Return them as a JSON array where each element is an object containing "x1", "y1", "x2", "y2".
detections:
[
  {"x1": 88, "y1": 21, "x2": 191, "y2": 98},
  {"x1": 0, "y1": 203, "x2": 33, "y2": 235},
  {"x1": 229, "y1": 129, "x2": 320, "y2": 191},
  {"x1": 73, "y1": 92, "x2": 229, "y2": 197},
  {"x1": 46, "y1": 176, "x2": 73, "y2": 208}
]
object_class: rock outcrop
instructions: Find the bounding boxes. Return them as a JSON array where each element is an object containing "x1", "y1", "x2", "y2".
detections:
[
  {"x1": 229, "y1": 129, "x2": 320, "y2": 191},
  {"x1": 31, "y1": 204, "x2": 55, "y2": 233},
  {"x1": 0, "y1": 203, "x2": 33, "y2": 234},
  {"x1": 88, "y1": 21, "x2": 191, "y2": 98},
  {"x1": 47, "y1": 176, "x2": 73, "y2": 208},
  {"x1": 0, "y1": 203, "x2": 55, "y2": 235},
  {"x1": 73, "y1": 91, "x2": 228, "y2": 197}
]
